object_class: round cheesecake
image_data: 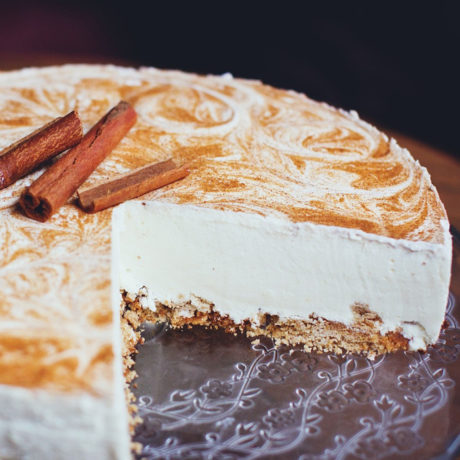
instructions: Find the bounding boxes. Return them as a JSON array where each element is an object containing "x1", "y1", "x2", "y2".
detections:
[{"x1": 0, "y1": 65, "x2": 452, "y2": 459}]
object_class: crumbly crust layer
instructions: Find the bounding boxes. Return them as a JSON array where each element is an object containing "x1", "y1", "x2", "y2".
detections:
[
  {"x1": 122, "y1": 292, "x2": 409, "y2": 357},
  {"x1": 120, "y1": 304, "x2": 143, "y2": 455}
]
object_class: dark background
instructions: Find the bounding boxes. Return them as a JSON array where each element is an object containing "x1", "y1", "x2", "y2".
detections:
[{"x1": 0, "y1": 1, "x2": 458, "y2": 157}]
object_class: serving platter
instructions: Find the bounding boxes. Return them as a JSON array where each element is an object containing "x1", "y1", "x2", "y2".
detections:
[{"x1": 133, "y1": 233, "x2": 460, "y2": 459}]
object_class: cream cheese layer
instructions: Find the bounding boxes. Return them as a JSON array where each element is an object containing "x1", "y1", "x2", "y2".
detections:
[{"x1": 115, "y1": 201, "x2": 452, "y2": 350}]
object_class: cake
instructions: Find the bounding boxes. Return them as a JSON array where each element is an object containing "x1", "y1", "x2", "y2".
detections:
[{"x1": 0, "y1": 65, "x2": 452, "y2": 459}]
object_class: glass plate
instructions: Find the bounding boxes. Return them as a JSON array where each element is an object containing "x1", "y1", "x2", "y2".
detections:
[{"x1": 132, "y1": 232, "x2": 460, "y2": 460}]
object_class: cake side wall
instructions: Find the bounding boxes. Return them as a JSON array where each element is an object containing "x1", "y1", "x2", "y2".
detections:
[
  {"x1": 0, "y1": 384, "x2": 131, "y2": 460},
  {"x1": 111, "y1": 208, "x2": 138, "y2": 443},
  {"x1": 115, "y1": 201, "x2": 452, "y2": 350}
]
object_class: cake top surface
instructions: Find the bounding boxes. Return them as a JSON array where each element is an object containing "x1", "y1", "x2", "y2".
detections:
[
  {"x1": 0, "y1": 65, "x2": 449, "y2": 393},
  {"x1": 0, "y1": 65, "x2": 448, "y2": 243}
]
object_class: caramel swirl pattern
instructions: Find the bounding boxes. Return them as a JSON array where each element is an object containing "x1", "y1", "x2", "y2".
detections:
[{"x1": 0, "y1": 65, "x2": 448, "y2": 392}]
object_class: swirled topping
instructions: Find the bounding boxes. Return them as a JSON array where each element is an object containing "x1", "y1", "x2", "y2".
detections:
[
  {"x1": 0, "y1": 65, "x2": 448, "y2": 391},
  {"x1": 0, "y1": 65, "x2": 447, "y2": 243}
]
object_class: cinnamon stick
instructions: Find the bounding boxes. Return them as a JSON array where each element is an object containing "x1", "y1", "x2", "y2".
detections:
[
  {"x1": 19, "y1": 101, "x2": 137, "y2": 222},
  {"x1": 0, "y1": 111, "x2": 83, "y2": 190},
  {"x1": 77, "y1": 159, "x2": 189, "y2": 213}
]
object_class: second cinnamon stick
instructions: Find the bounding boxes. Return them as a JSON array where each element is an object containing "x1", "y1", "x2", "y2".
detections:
[{"x1": 19, "y1": 101, "x2": 137, "y2": 222}]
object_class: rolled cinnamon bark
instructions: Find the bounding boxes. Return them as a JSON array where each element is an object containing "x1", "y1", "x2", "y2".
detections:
[
  {"x1": 77, "y1": 159, "x2": 190, "y2": 213},
  {"x1": 0, "y1": 111, "x2": 83, "y2": 190},
  {"x1": 19, "y1": 101, "x2": 137, "y2": 222}
]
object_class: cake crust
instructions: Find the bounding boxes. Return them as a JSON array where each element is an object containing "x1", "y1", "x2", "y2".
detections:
[{"x1": 122, "y1": 292, "x2": 409, "y2": 358}]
